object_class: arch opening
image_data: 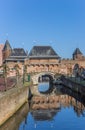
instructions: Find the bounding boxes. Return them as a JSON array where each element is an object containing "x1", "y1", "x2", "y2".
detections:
[
  {"x1": 38, "y1": 73, "x2": 54, "y2": 94},
  {"x1": 38, "y1": 74, "x2": 53, "y2": 83},
  {"x1": 73, "y1": 64, "x2": 80, "y2": 77}
]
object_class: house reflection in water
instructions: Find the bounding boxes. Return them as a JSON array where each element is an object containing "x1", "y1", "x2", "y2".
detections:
[
  {"x1": 31, "y1": 86, "x2": 85, "y2": 120},
  {"x1": 31, "y1": 109, "x2": 60, "y2": 121},
  {"x1": 0, "y1": 86, "x2": 85, "y2": 130}
]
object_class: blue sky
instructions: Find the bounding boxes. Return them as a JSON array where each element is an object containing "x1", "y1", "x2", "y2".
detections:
[{"x1": 0, "y1": 0, "x2": 85, "y2": 58}]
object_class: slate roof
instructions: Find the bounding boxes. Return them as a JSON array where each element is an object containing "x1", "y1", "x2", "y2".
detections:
[
  {"x1": 73, "y1": 48, "x2": 82, "y2": 55},
  {"x1": 29, "y1": 46, "x2": 60, "y2": 59},
  {"x1": 3, "y1": 40, "x2": 12, "y2": 51},
  {"x1": 5, "y1": 48, "x2": 27, "y2": 62},
  {"x1": 10, "y1": 48, "x2": 27, "y2": 57}
]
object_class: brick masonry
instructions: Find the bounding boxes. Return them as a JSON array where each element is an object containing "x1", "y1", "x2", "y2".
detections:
[
  {"x1": 0, "y1": 85, "x2": 29, "y2": 126},
  {"x1": 0, "y1": 44, "x2": 4, "y2": 66}
]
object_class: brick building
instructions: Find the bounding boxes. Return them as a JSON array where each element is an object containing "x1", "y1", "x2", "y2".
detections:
[
  {"x1": 2, "y1": 40, "x2": 27, "y2": 63},
  {"x1": 25, "y1": 46, "x2": 61, "y2": 73},
  {"x1": 73, "y1": 48, "x2": 85, "y2": 60},
  {"x1": 1, "y1": 40, "x2": 85, "y2": 76},
  {"x1": 2, "y1": 40, "x2": 12, "y2": 62},
  {"x1": 0, "y1": 40, "x2": 27, "y2": 76},
  {"x1": 26, "y1": 46, "x2": 60, "y2": 64},
  {"x1": 0, "y1": 44, "x2": 4, "y2": 66}
]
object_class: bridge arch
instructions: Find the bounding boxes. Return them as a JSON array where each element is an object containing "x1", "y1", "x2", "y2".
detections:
[
  {"x1": 38, "y1": 73, "x2": 54, "y2": 83},
  {"x1": 31, "y1": 71, "x2": 55, "y2": 85}
]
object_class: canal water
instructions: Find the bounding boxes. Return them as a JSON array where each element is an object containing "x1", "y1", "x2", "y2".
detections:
[{"x1": 0, "y1": 83, "x2": 85, "y2": 130}]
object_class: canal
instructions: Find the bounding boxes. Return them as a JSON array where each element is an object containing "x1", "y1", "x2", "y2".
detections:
[{"x1": 0, "y1": 83, "x2": 85, "y2": 130}]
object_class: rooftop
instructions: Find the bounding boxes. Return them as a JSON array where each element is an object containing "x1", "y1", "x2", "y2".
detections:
[
  {"x1": 5, "y1": 48, "x2": 27, "y2": 62},
  {"x1": 73, "y1": 48, "x2": 83, "y2": 55},
  {"x1": 10, "y1": 48, "x2": 27, "y2": 57},
  {"x1": 29, "y1": 46, "x2": 60, "y2": 59},
  {"x1": 3, "y1": 40, "x2": 12, "y2": 51}
]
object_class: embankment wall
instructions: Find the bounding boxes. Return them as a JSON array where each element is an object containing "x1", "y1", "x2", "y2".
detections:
[{"x1": 0, "y1": 85, "x2": 28, "y2": 126}]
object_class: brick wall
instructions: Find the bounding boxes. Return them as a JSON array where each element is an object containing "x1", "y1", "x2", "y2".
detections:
[
  {"x1": 0, "y1": 44, "x2": 4, "y2": 65},
  {"x1": 3, "y1": 49, "x2": 11, "y2": 61}
]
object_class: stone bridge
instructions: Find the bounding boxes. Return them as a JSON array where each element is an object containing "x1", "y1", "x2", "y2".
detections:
[
  {"x1": 26, "y1": 61, "x2": 85, "y2": 85},
  {"x1": 30, "y1": 71, "x2": 56, "y2": 85}
]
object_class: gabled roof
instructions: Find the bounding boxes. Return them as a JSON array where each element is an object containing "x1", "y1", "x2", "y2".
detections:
[
  {"x1": 10, "y1": 48, "x2": 27, "y2": 57},
  {"x1": 29, "y1": 46, "x2": 60, "y2": 59},
  {"x1": 73, "y1": 48, "x2": 83, "y2": 55},
  {"x1": 3, "y1": 40, "x2": 12, "y2": 51},
  {"x1": 5, "y1": 48, "x2": 27, "y2": 62}
]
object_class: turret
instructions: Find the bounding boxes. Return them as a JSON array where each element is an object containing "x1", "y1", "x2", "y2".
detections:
[
  {"x1": 2, "y1": 40, "x2": 12, "y2": 62},
  {"x1": 73, "y1": 48, "x2": 84, "y2": 60}
]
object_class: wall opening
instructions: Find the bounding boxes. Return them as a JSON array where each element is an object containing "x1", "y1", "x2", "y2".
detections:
[{"x1": 38, "y1": 74, "x2": 54, "y2": 94}]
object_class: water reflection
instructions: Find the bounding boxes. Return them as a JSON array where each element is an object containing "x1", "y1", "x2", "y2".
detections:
[
  {"x1": 38, "y1": 82, "x2": 50, "y2": 93},
  {"x1": 31, "y1": 108, "x2": 60, "y2": 121},
  {"x1": 20, "y1": 85, "x2": 85, "y2": 130},
  {"x1": 38, "y1": 82, "x2": 54, "y2": 94},
  {"x1": 1, "y1": 84, "x2": 85, "y2": 130},
  {"x1": 0, "y1": 103, "x2": 29, "y2": 130},
  {"x1": 31, "y1": 87, "x2": 85, "y2": 118}
]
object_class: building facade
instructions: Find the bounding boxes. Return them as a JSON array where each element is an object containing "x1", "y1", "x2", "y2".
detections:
[
  {"x1": 0, "y1": 40, "x2": 85, "y2": 76},
  {"x1": 72, "y1": 48, "x2": 85, "y2": 60},
  {"x1": 0, "y1": 44, "x2": 4, "y2": 66}
]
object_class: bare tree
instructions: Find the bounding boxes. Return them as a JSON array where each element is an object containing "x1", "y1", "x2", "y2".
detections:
[
  {"x1": 14, "y1": 64, "x2": 21, "y2": 87},
  {"x1": 0, "y1": 63, "x2": 10, "y2": 91},
  {"x1": 23, "y1": 64, "x2": 27, "y2": 83}
]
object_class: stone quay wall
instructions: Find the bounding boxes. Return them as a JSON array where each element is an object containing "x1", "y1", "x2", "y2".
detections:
[
  {"x1": 0, "y1": 85, "x2": 29, "y2": 126},
  {"x1": 0, "y1": 103, "x2": 29, "y2": 130},
  {"x1": 61, "y1": 76, "x2": 85, "y2": 95}
]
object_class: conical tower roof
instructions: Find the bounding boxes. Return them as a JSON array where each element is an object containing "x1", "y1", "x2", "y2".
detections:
[
  {"x1": 3, "y1": 40, "x2": 12, "y2": 51},
  {"x1": 73, "y1": 48, "x2": 82, "y2": 55}
]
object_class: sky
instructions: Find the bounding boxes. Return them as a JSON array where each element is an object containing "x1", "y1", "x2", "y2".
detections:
[{"x1": 0, "y1": 0, "x2": 85, "y2": 58}]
